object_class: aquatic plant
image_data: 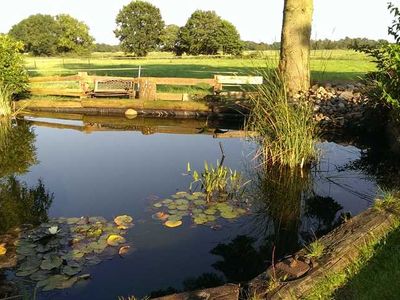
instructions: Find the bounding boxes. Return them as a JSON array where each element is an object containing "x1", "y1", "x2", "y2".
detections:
[
  {"x1": 11, "y1": 215, "x2": 133, "y2": 292},
  {"x1": 187, "y1": 161, "x2": 249, "y2": 202},
  {"x1": 374, "y1": 189, "x2": 400, "y2": 214},
  {"x1": 151, "y1": 191, "x2": 248, "y2": 228},
  {"x1": 246, "y1": 68, "x2": 318, "y2": 169}
]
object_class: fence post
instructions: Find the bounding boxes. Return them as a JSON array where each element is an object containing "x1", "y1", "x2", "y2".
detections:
[
  {"x1": 78, "y1": 72, "x2": 89, "y2": 99},
  {"x1": 138, "y1": 78, "x2": 157, "y2": 101},
  {"x1": 213, "y1": 75, "x2": 223, "y2": 94}
]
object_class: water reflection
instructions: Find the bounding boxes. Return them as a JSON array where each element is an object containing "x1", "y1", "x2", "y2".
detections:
[
  {"x1": 0, "y1": 119, "x2": 37, "y2": 177},
  {"x1": 0, "y1": 176, "x2": 53, "y2": 235}
]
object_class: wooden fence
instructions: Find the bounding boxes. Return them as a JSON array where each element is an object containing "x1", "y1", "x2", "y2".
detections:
[{"x1": 29, "y1": 73, "x2": 263, "y2": 101}]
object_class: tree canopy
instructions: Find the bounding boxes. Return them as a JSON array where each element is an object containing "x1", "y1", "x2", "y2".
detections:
[
  {"x1": 160, "y1": 24, "x2": 180, "y2": 52},
  {"x1": 9, "y1": 14, "x2": 94, "y2": 56},
  {"x1": 175, "y1": 10, "x2": 243, "y2": 56},
  {"x1": 115, "y1": 0, "x2": 165, "y2": 56}
]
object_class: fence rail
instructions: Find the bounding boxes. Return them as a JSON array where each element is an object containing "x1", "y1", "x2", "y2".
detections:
[{"x1": 28, "y1": 72, "x2": 262, "y2": 101}]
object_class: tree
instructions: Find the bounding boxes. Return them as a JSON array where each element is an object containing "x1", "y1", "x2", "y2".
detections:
[
  {"x1": 56, "y1": 14, "x2": 94, "y2": 55},
  {"x1": 9, "y1": 14, "x2": 60, "y2": 56},
  {"x1": 9, "y1": 14, "x2": 94, "y2": 56},
  {"x1": 175, "y1": 10, "x2": 243, "y2": 56},
  {"x1": 279, "y1": 0, "x2": 314, "y2": 93},
  {"x1": 0, "y1": 34, "x2": 28, "y2": 96},
  {"x1": 160, "y1": 24, "x2": 180, "y2": 52},
  {"x1": 115, "y1": 1, "x2": 165, "y2": 56},
  {"x1": 219, "y1": 20, "x2": 243, "y2": 55}
]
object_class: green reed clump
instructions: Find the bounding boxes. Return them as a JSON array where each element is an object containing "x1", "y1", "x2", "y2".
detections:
[
  {"x1": 246, "y1": 69, "x2": 318, "y2": 169},
  {"x1": 187, "y1": 161, "x2": 249, "y2": 202},
  {"x1": 0, "y1": 84, "x2": 13, "y2": 117}
]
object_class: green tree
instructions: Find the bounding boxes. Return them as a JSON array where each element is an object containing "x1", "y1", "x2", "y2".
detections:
[
  {"x1": 219, "y1": 20, "x2": 243, "y2": 55},
  {"x1": 9, "y1": 14, "x2": 61, "y2": 56},
  {"x1": 175, "y1": 10, "x2": 242, "y2": 56},
  {"x1": 160, "y1": 24, "x2": 180, "y2": 52},
  {"x1": 9, "y1": 14, "x2": 94, "y2": 56},
  {"x1": 56, "y1": 14, "x2": 94, "y2": 55},
  {"x1": 115, "y1": 1, "x2": 165, "y2": 56},
  {"x1": 0, "y1": 34, "x2": 28, "y2": 96}
]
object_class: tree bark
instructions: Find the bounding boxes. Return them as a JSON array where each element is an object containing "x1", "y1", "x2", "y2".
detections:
[{"x1": 279, "y1": 0, "x2": 314, "y2": 94}]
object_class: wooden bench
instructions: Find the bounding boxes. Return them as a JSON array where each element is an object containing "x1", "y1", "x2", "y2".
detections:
[
  {"x1": 92, "y1": 79, "x2": 135, "y2": 98},
  {"x1": 213, "y1": 75, "x2": 263, "y2": 98}
]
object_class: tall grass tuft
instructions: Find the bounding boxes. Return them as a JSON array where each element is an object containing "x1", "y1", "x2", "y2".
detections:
[
  {"x1": 246, "y1": 69, "x2": 318, "y2": 169},
  {"x1": 0, "y1": 84, "x2": 13, "y2": 118}
]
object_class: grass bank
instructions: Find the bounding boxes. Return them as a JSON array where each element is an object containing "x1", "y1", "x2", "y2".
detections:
[{"x1": 302, "y1": 192, "x2": 400, "y2": 300}]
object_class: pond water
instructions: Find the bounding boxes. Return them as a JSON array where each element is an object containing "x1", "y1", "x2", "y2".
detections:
[{"x1": 0, "y1": 115, "x2": 379, "y2": 299}]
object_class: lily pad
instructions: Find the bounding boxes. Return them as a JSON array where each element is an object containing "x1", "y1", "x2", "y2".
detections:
[
  {"x1": 62, "y1": 263, "x2": 82, "y2": 276},
  {"x1": 67, "y1": 217, "x2": 81, "y2": 225},
  {"x1": 176, "y1": 205, "x2": 189, "y2": 211},
  {"x1": 30, "y1": 271, "x2": 50, "y2": 281},
  {"x1": 152, "y1": 212, "x2": 169, "y2": 221},
  {"x1": 41, "y1": 255, "x2": 63, "y2": 270},
  {"x1": 220, "y1": 211, "x2": 238, "y2": 219},
  {"x1": 107, "y1": 235, "x2": 126, "y2": 247},
  {"x1": 38, "y1": 274, "x2": 78, "y2": 291},
  {"x1": 194, "y1": 217, "x2": 208, "y2": 225},
  {"x1": 114, "y1": 215, "x2": 133, "y2": 227},
  {"x1": 153, "y1": 203, "x2": 163, "y2": 208},
  {"x1": 162, "y1": 199, "x2": 174, "y2": 204},
  {"x1": 194, "y1": 200, "x2": 207, "y2": 206},
  {"x1": 164, "y1": 220, "x2": 182, "y2": 228},
  {"x1": 167, "y1": 215, "x2": 183, "y2": 222},
  {"x1": 118, "y1": 245, "x2": 131, "y2": 257}
]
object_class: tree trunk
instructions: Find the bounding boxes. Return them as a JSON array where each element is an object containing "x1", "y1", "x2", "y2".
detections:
[{"x1": 279, "y1": 0, "x2": 314, "y2": 94}]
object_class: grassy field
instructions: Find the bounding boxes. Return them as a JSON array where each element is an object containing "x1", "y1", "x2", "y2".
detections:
[{"x1": 25, "y1": 50, "x2": 376, "y2": 83}]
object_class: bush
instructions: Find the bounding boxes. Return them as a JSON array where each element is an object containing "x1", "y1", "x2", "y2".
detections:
[
  {"x1": 354, "y1": 3, "x2": 400, "y2": 112},
  {"x1": 0, "y1": 34, "x2": 28, "y2": 97}
]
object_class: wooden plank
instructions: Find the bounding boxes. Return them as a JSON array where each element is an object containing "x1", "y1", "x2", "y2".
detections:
[
  {"x1": 216, "y1": 75, "x2": 263, "y2": 85},
  {"x1": 29, "y1": 88, "x2": 83, "y2": 97},
  {"x1": 146, "y1": 77, "x2": 215, "y2": 86},
  {"x1": 156, "y1": 93, "x2": 184, "y2": 101},
  {"x1": 153, "y1": 284, "x2": 240, "y2": 300},
  {"x1": 29, "y1": 75, "x2": 82, "y2": 83}
]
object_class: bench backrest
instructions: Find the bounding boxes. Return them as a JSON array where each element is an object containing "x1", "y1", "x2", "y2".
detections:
[
  {"x1": 215, "y1": 75, "x2": 263, "y2": 85},
  {"x1": 94, "y1": 80, "x2": 134, "y2": 93}
]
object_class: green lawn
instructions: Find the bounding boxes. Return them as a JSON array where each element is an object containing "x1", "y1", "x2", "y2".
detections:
[
  {"x1": 333, "y1": 228, "x2": 400, "y2": 300},
  {"x1": 24, "y1": 50, "x2": 376, "y2": 83}
]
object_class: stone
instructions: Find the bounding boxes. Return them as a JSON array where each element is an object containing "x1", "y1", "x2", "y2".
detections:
[
  {"x1": 339, "y1": 91, "x2": 354, "y2": 101},
  {"x1": 124, "y1": 109, "x2": 138, "y2": 119}
]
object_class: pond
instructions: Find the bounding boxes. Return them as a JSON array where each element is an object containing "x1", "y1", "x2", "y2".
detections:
[{"x1": 0, "y1": 115, "x2": 380, "y2": 299}]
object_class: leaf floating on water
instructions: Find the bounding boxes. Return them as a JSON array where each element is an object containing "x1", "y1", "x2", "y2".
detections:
[
  {"x1": 152, "y1": 212, "x2": 169, "y2": 221},
  {"x1": 114, "y1": 215, "x2": 133, "y2": 227},
  {"x1": 153, "y1": 202, "x2": 163, "y2": 208},
  {"x1": 62, "y1": 264, "x2": 82, "y2": 276},
  {"x1": 30, "y1": 271, "x2": 50, "y2": 281},
  {"x1": 40, "y1": 255, "x2": 63, "y2": 270},
  {"x1": 164, "y1": 220, "x2": 182, "y2": 228},
  {"x1": 38, "y1": 274, "x2": 78, "y2": 291},
  {"x1": 107, "y1": 235, "x2": 126, "y2": 247},
  {"x1": 0, "y1": 243, "x2": 6, "y2": 256},
  {"x1": 118, "y1": 245, "x2": 131, "y2": 257},
  {"x1": 66, "y1": 217, "x2": 81, "y2": 225}
]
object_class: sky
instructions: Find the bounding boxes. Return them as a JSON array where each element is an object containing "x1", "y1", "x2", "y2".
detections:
[{"x1": 0, "y1": 0, "x2": 398, "y2": 44}]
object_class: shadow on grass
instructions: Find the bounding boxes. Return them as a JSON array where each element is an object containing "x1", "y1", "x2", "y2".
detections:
[{"x1": 334, "y1": 228, "x2": 400, "y2": 300}]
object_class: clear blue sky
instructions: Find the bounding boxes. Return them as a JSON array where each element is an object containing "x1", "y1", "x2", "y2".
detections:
[{"x1": 0, "y1": 0, "x2": 397, "y2": 44}]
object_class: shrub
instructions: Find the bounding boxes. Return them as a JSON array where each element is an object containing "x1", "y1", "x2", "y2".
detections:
[
  {"x1": 0, "y1": 34, "x2": 29, "y2": 97},
  {"x1": 354, "y1": 3, "x2": 400, "y2": 113}
]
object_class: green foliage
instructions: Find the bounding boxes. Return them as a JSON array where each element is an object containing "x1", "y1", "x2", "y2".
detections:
[
  {"x1": 93, "y1": 43, "x2": 121, "y2": 53},
  {"x1": 0, "y1": 34, "x2": 28, "y2": 96},
  {"x1": 246, "y1": 69, "x2": 317, "y2": 169},
  {"x1": 9, "y1": 14, "x2": 94, "y2": 56},
  {"x1": 55, "y1": 14, "x2": 94, "y2": 55},
  {"x1": 175, "y1": 10, "x2": 243, "y2": 56},
  {"x1": 305, "y1": 240, "x2": 325, "y2": 259},
  {"x1": 354, "y1": 3, "x2": 400, "y2": 111},
  {"x1": 115, "y1": 1, "x2": 165, "y2": 56},
  {"x1": 0, "y1": 120, "x2": 37, "y2": 178},
  {"x1": 187, "y1": 161, "x2": 248, "y2": 202},
  {"x1": 159, "y1": 24, "x2": 180, "y2": 52},
  {"x1": 0, "y1": 84, "x2": 13, "y2": 117}
]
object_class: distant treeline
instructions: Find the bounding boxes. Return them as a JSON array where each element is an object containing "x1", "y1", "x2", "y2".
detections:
[{"x1": 243, "y1": 37, "x2": 388, "y2": 51}]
